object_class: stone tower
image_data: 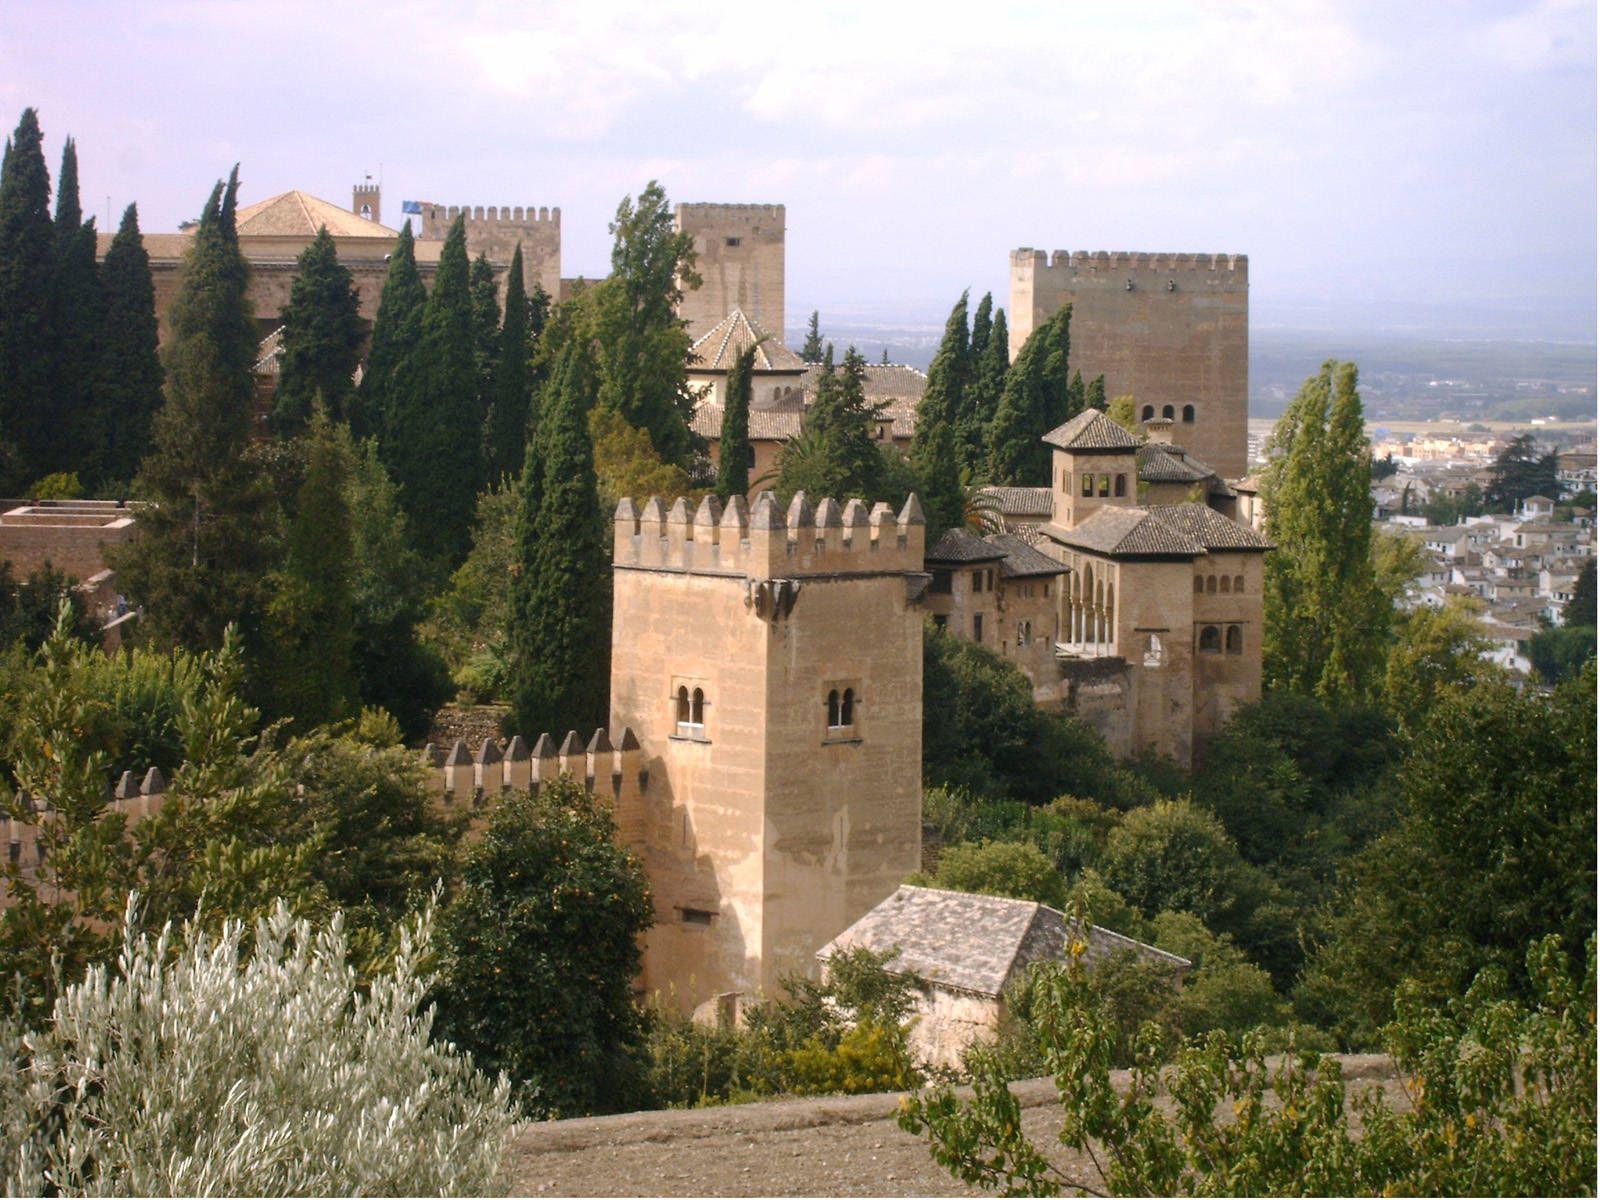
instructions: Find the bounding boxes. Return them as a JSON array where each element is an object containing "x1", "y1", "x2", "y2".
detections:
[
  {"x1": 675, "y1": 203, "x2": 786, "y2": 344},
  {"x1": 610, "y1": 490, "x2": 926, "y2": 1007},
  {"x1": 351, "y1": 181, "x2": 381, "y2": 226},
  {"x1": 1010, "y1": 250, "x2": 1249, "y2": 479},
  {"x1": 417, "y1": 203, "x2": 562, "y2": 299}
]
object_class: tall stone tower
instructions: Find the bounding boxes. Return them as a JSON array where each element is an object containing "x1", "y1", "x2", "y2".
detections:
[
  {"x1": 417, "y1": 203, "x2": 562, "y2": 299},
  {"x1": 1010, "y1": 250, "x2": 1249, "y2": 479},
  {"x1": 610, "y1": 490, "x2": 925, "y2": 1007},
  {"x1": 675, "y1": 203, "x2": 786, "y2": 344},
  {"x1": 351, "y1": 181, "x2": 381, "y2": 226}
]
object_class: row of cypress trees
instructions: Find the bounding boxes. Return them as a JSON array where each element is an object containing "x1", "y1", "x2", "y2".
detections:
[{"x1": 0, "y1": 108, "x2": 163, "y2": 492}]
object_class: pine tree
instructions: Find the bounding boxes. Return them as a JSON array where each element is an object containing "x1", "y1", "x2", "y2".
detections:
[
  {"x1": 959, "y1": 305, "x2": 1008, "y2": 476},
  {"x1": 273, "y1": 226, "x2": 364, "y2": 433},
  {"x1": 509, "y1": 336, "x2": 609, "y2": 734},
  {"x1": 93, "y1": 204, "x2": 163, "y2": 485},
  {"x1": 112, "y1": 169, "x2": 275, "y2": 650},
  {"x1": 986, "y1": 306, "x2": 1073, "y2": 485},
  {"x1": 47, "y1": 138, "x2": 99, "y2": 482},
  {"x1": 715, "y1": 343, "x2": 756, "y2": 498},
  {"x1": 807, "y1": 344, "x2": 883, "y2": 497},
  {"x1": 469, "y1": 252, "x2": 500, "y2": 441},
  {"x1": 1086, "y1": 374, "x2": 1107, "y2": 412},
  {"x1": 0, "y1": 108, "x2": 56, "y2": 484},
  {"x1": 881, "y1": 346, "x2": 891, "y2": 365},
  {"x1": 1485, "y1": 434, "x2": 1560, "y2": 510},
  {"x1": 801, "y1": 310, "x2": 824, "y2": 363},
  {"x1": 1261, "y1": 361, "x2": 1387, "y2": 703},
  {"x1": 381, "y1": 215, "x2": 483, "y2": 570},
  {"x1": 484, "y1": 243, "x2": 533, "y2": 483},
  {"x1": 351, "y1": 221, "x2": 424, "y2": 440},
  {"x1": 260, "y1": 407, "x2": 358, "y2": 727}
]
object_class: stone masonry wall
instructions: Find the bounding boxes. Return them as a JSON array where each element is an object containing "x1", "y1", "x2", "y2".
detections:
[{"x1": 675, "y1": 204, "x2": 786, "y2": 343}]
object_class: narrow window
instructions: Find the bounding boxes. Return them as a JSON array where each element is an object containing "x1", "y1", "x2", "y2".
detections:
[
  {"x1": 681, "y1": 907, "x2": 715, "y2": 925},
  {"x1": 827, "y1": 688, "x2": 841, "y2": 728},
  {"x1": 1143, "y1": 633, "x2": 1164, "y2": 667},
  {"x1": 1235, "y1": 574, "x2": 1244, "y2": 592},
  {"x1": 676, "y1": 685, "x2": 691, "y2": 726},
  {"x1": 1199, "y1": 625, "x2": 1222, "y2": 653},
  {"x1": 1162, "y1": 404, "x2": 1175, "y2": 420},
  {"x1": 1220, "y1": 575, "x2": 1232, "y2": 594},
  {"x1": 841, "y1": 688, "x2": 855, "y2": 726},
  {"x1": 1206, "y1": 575, "x2": 1217, "y2": 593},
  {"x1": 1194, "y1": 575, "x2": 1204, "y2": 593},
  {"x1": 974, "y1": 613, "x2": 984, "y2": 643},
  {"x1": 1114, "y1": 474, "x2": 1127, "y2": 497},
  {"x1": 1225, "y1": 625, "x2": 1243, "y2": 654},
  {"x1": 930, "y1": 569, "x2": 953, "y2": 594},
  {"x1": 1098, "y1": 474, "x2": 1110, "y2": 497},
  {"x1": 987, "y1": 569, "x2": 995, "y2": 590},
  {"x1": 725, "y1": 236, "x2": 741, "y2": 247},
  {"x1": 1141, "y1": 405, "x2": 1154, "y2": 421},
  {"x1": 1182, "y1": 404, "x2": 1195, "y2": 423},
  {"x1": 971, "y1": 569, "x2": 984, "y2": 592},
  {"x1": 1081, "y1": 473, "x2": 1093, "y2": 497},
  {"x1": 692, "y1": 687, "x2": 705, "y2": 725}
]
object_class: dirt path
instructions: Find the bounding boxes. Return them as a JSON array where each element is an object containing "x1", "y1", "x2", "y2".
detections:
[{"x1": 502, "y1": 1055, "x2": 1399, "y2": 1197}]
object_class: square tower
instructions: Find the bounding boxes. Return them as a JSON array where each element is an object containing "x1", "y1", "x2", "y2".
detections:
[
  {"x1": 610, "y1": 491, "x2": 925, "y2": 1007},
  {"x1": 352, "y1": 182, "x2": 381, "y2": 226},
  {"x1": 675, "y1": 203, "x2": 786, "y2": 344}
]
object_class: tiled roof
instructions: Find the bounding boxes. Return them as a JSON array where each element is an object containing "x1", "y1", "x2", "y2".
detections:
[
  {"x1": 1144, "y1": 503, "x2": 1273, "y2": 551},
  {"x1": 980, "y1": 485, "x2": 1053, "y2": 518},
  {"x1": 1051, "y1": 506, "x2": 1205, "y2": 557},
  {"x1": 690, "y1": 403, "x2": 802, "y2": 441},
  {"x1": 689, "y1": 309, "x2": 805, "y2": 372},
  {"x1": 990, "y1": 533, "x2": 1068, "y2": 579},
  {"x1": 801, "y1": 362, "x2": 927, "y2": 401},
  {"x1": 925, "y1": 528, "x2": 1006, "y2": 564},
  {"x1": 234, "y1": 190, "x2": 398, "y2": 239},
  {"x1": 1042, "y1": 409, "x2": 1141, "y2": 452},
  {"x1": 1137, "y1": 443, "x2": 1215, "y2": 485},
  {"x1": 817, "y1": 885, "x2": 1187, "y2": 998}
]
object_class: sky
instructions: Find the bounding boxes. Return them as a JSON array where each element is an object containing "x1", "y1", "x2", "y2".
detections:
[{"x1": 1, "y1": 0, "x2": 1595, "y2": 341}]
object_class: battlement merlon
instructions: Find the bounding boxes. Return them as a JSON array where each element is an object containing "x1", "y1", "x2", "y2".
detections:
[
  {"x1": 421, "y1": 204, "x2": 561, "y2": 227},
  {"x1": 612, "y1": 491, "x2": 926, "y2": 578},
  {"x1": 674, "y1": 203, "x2": 786, "y2": 226},
  {"x1": 1011, "y1": 248, "x2": 1247, "y2": 279},
  {"x1": 423, "y1": 729, "x2": 647, "y2": 832}
]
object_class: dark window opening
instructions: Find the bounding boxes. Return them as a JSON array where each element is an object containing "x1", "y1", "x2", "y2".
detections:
[
  {"x1": 681, "y1": 907, "x2": 715, "y2": 925},
  {"x1": 1114, "y1": 474, "x2": 1127, "y2": 497}
]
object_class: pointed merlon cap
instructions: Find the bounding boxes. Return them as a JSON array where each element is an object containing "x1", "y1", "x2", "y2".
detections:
[
  {"x1": 666, "y1": 496, "x2": 692, "y2": 525},
  {"x1": 1043, "y1": 408, "x2": 1140, "y2": 452},
  {"x1": 445, "y1": 739, "x2": 471, "y2": 768},
  {"x1": 504, "y1": 734, "x2": 531, "y2": 761},
  {"x1": 475, "y1": 738, "x2": 503, "y2": 766},
  {"x1": 694, "y1": 494, "x2": 722, "y2": 527},
  {"x1": 533, "y1": 732, "x2": 558, "y2": 758},
  {"x1": 559, "y1": 730, "x2": 584, "y2": 756},
  {"x1": 815, "y1": 497, "x2": 842, "y2": 528},
  {"x1": 115, "y1": 770, "x2": 138, "y2": 800},
  {"x1": 897, "y1": 493, "x2": 926, "y2": 526},
  {"x1": 640, "y1": 496, "x2": 667, "y2": 526},
  {"x1": 140, "y1": 766, "x2": 167, "y2": 796},
  {"x1": 423, "y1": 742, "x2": 444, "y2": 767},
  {"x1": 868, "y1": 501, "x2": 895, "y2": 527},
  {"x1": 618, "y1": 726, "x2": 640, "y2": 751},
  {"x1": 614, "y1": 496, "x2": 638, "y2": 523},
  {"x1": 587, "y1": 728, "x2": 612, "y2": 755},
  {"x1": 842, "y1": 498, "x2": 869, "y2": 528},
  {"x1": 751, "y1": 491, "x2": 784, "y2": 530},
  {"x1": 786, "y1": 490, "x2": 814, "y2": 530},
  {"x1": 720, "y1": 494, "x2": 749, "y2": 533}
]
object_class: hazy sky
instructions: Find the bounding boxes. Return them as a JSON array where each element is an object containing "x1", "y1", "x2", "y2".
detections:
[{"x1": 2, "y1": 1, "x2": 1594, "y2": 338}]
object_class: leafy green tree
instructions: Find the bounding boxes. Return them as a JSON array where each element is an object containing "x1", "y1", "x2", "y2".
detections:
[
  {"x1": 1084, "y1": 374, "x2": 1106, "y2": 411},
  {"x1": 1261, "y1": 361, "x2": 1387, "y2": 704},
  {"x1": 589, "y1": 182, "x2": 699, "y2": 467},
  {"x1": 352, "y1": 220, "x2": 424, "y2": 440},
  {"x1": 958, "y1": 305, "x2": 1008, "y2": 475},
  {"x1": 1563, "y1": 558, "x2": 1594, "y2": 625},
  {"x1": 434, "y1": 777, "x2": 653, "y2": 1116},
  {"x1": 1106, "y1": 393, "x2": 1141, "y2": 436},
  {"x1": 508, "y1": 336, "x2": 610, "y2": 734},
  {"x1": 910, "y1": 292, "x2": 969, "y2": 483},
  {"x1": 112, "y1": 170, "x2": 276, "y2": 651},
  {"x1": 1100, "y1": 799, "x2": 1253, "y2": 934},
  {"x1": 1484, "y1": 433, "x2": 1558, "y2": 511},
  {"x1": 1527, "y1": 624, "x2": 1596, "y2": 685},
  {"x1": 925, "y1": 839, "x2": 1067, "y2": 908},
  {"x1": 272, "y1": 226, "x2": 364, "y2": 432},
  {"x1": 590, "y1": 406, "x2": 693, "y2": 514},
  {"x1": 1148, "y1": 910, "x2": 1291, "y2": 1037},
  {"x1": 0, "y1": 108, "x2": 56, "y2": 485},
  {"x1": 381, "y1": 216, "x2": 483, "y2": 570},
  {"x1": 484, "y1": 243, "x2": 536, "y2": 482},
  {"x1": 805, "y1": 345, "x2": 883, "y2": 496},
  {"x1": 800, "y1": 309, "x2": 824, "y2": 363},
  {"x1": 92, "y1": 205, "x2": 163, "y2": 485},
  {"x1": 986, "y1": 305, "x2": 1074, "y2": 485},
  {"x1": 716, "y1": 342, "x2": 756, "y2": 497},
  {"x1": 258, "y1": 408, "x2": 359, "y2": 728},
  {"x1": 1381, "y1": 599, "x2": 1495, "y2": 730}
]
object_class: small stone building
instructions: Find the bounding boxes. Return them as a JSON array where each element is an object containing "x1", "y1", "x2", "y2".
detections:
[{"x1": 818, "y1": 885, "x2": 1188, "y2": 1069}]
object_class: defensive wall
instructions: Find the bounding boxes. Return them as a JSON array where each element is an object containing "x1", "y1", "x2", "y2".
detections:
[
  {"x1": 0, "y1": 500, "x2": 138, "y2": 581},
  {"x1": 675, "y1": 204, "x2": 785, "y2": 343},
  {"x1": 418, "y1": 203, "x2": 562, "y2": 298}
]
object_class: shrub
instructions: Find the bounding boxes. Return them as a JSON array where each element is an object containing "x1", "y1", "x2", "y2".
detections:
[
  {"x1": 0, "y1": 899, "x2": 515, "y2": 1196},
  {"x1": 922, "y1": 839, "x2": 1067, "y2": 908}
]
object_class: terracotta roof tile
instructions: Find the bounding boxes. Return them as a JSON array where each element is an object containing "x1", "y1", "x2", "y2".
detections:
[
  {"x1": 980, "y1": 485, "x2": 1053, "y2": 518},
  {"x1": 234, "y1": 189, "x2": 398, "y2": 238},
  {"x1": 1144, "y1": 503, "x2": 1272, "y2": 551},
  {"x1": 689, "y1": 309, "x2": 805, "y2": 372},
  {"x1": 1042, "y1": 409, "x2": 1141, "y2": 452},
  {"x1": 925, "y1": 528, "x2": 1006, "y2": 564},
  {"x1": 1051, "y1": 506, "x2": 1205, "y2": 557},
  {"x1": 990, "y1": 533, "x2": 1068, "y2": 578}
]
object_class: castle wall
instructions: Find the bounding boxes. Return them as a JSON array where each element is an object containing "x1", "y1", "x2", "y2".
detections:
[
  {"x1": 1014, "y1": 251, "x2": 1249, "y2": 478},
  {"x1": 0, "y1": 502, "x2": 137, "y2": 581},
  {"x1": 418, "y1": 204, "x2": 562, "y2": 299},
  {"x1": 675, "y1": 204, "x2": 785, "y2": 343},
  {"x1": 1188, "y1": 550, "x2": 1265, "y2": 744}
]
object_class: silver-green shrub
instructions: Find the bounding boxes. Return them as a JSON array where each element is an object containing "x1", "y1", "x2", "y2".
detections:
[{"x1": 0, "y1": 898, "x2": 515, "y2": 1196}]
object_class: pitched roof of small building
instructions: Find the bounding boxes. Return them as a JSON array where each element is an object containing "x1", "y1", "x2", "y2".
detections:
[
  {"x1": 690, "y1": 404, "x2": 802, "y2": 441},
  {"x1": 1052, "y1": 505, "x2": 1206, "y2": 557},
  {"x1": 1042, "y1": 409, "x2": 1141, "y2": 453},
  {"x1": 689, "y1": 309, "x2": 806, "y2": 373},
  {"x1": 980, "y1": 485, "x2": 1054, "y2": 519},
  {"x1": 817, "y1": 885, "x2": 1187, "y2": 998},
  {"x1": 925, "y1": 527, "x2": 1007, "y2": 565},
  {"x1": 234, "y1": 189, "x2": 398, "y2": 239},
  {"x1": 1143, "y1": 503, "x2": 1273, "y2": 552},
  {"x1": 1137, "y1": 442, "x2": 1215, "y2": 484},
  {"x1": 801, "y1": 362, "x2": 927, "y2": 401},
  {"x1": 990, "y1": 533, "x2": 1068, "y2": 579}
]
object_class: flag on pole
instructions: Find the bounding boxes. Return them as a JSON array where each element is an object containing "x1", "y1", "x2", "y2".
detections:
[{"x1": 401, "y1": 200, "x2": 422, "y2": 214}]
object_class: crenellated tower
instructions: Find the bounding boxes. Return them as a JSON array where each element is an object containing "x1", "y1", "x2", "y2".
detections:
[
  {"x1": 417, "y1": 202, "x2": 562, "y2": 298},
  {"x1": 674, "y1": 203, "x2": 786, "y2": 344},
  {"x1": 352, "y1": 181, "x2": 381, "y2": 226},
  {"x1": 610, "y1": 490, "x2": 926, "y2": 1007}
]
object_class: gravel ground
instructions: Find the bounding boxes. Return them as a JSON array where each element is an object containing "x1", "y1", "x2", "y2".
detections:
[{"x1": 502, "y1": 1055, "x2": 1400, "y2": 1197}]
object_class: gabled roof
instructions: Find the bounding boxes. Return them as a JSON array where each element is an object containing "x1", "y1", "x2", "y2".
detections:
[
  {"x1": 980, "y1": 485, "x2": 1053, "y2": 518},
  {"x1": 1051, "y1": 505, "x2": 1205, "y2": 557},
  {"x1": 1138, "y1": 442, "x2": 1215, "y2": 485},
  {"x1": 990, "y1": 533, "x2": 1068, "y2": 579},
  {"x1": 798, "y1": 362, "x2": 928, "y2": 401},
  {"x1": 817, "y1": 885, "x2": 1187, "y2": 998},
  {"x1": 690, "y1": 403, "x2": 802, "y2": 441},
  {"x1": 925, "y1": 527, "x2": 1006, "y2": 565},
  {"x1": 1143, "y1": 503, "x2": 1273, "y2": 552},
  {"x1": 234, "y1": 189, "x2": 398, "y2": 239},
  {"x1": 689, "y1": 309, "x2": 805, "y2": 373},
  {"x1": 1042, "y1": 409, "x2": 1140, "y2": 453}
]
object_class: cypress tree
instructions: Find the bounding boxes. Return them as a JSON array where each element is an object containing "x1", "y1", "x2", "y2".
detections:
[
  {"x1": 47, "y1": 139, "x2": 98, "y2": 482},
  {"x1": 986, "y1": 306, "x2": 1073, "y2": 485},
  {"x1": 260, "y1": 406, "x2": 359, "y2": 727},
  {"x1": 273, "y1": 226, "x2": 364, "y2": 433},
  {"x1": 912, "y1": 291, "x2": 970, "y2": 442},
  {"x1": 800, "y1": 310, "x2": 824, "y2": 363},
  {"x1": 715, "y1": 343, "x2": 756, "y2": 498},
  {"x1": 470, "y1": 252, "x2": 500, "y2": 437},
  {"x1": 112, "y1": 169, "x2": 275, "y2": 650},
  {"x1": 352, "y1": 220, "x2": 424, "y2": 440},
  {"x1": 0, "y1": 109, "x2": 55, "y2": 483},
  {"x1": 52, "y1": 136, "x2": 79, "y2": 231},
  {"x1": 1086, "y1": 374, "x2": 1107, "y2": 412},
  {"x1": 969, "y1": 292, "x2": 993, "y2": 364},
  {"x1": 807, "y1": 344, "x2": 882, "y2": 497},
  {"x1": 93, "y1": 204, "x2": 163, "y2": 485},
  {"x1": 484, "y1": 244, "x2": 533, "y2": 483},
  {"x1": 915, "y1": 416, "x2": 966, "y2": 542},
  {"x1": 509, "y1": 336, "x2": 609, "y2": 734},
  {"x1": 958, "y1": 305, "x2": 1008, "y2": 476},
  {"x1": 380, "y1": 216, "x2": 482, "y2": 570}
]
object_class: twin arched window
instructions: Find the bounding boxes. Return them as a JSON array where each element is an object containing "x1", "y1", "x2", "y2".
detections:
[
  {"x1": 1199, "y1": 625, "x2": 1244, "y2": 654},
  {"x1": 827, "y1": 687, "x2": 856, "y2": 731},
  {"x1": 675, "y1": 685, "x2": 706, "y2": 735},
  {"x1": 1225, "y1": 625, "x2": 1243, "y2": 654}
]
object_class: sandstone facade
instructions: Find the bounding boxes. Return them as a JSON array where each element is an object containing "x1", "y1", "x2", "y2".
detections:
[{"x1": 675, "y1": 204, "x2": 785, "y2": 343}]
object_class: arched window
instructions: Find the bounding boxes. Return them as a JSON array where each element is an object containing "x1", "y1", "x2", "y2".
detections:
[
  {"x1": 676, "y1": 685, "x2": 691, "y2": 725},
  {"x1": 1194, "y1": 575, "x2": 1204, "y2": 593},
  {"x1": 1235, "y1": 575, "x2": 1245, "y2": 593},
  {"x1": 1162, "y1": 404, "x2": 1175, "y2": 420},
  {"x1": 359, "y1": 203, "x2": 373, "y2": 221},
  {"x1": 1225, "y1": 625, "x2": 1243, "y2": 654},
  {"x1": 1199, "y1": 625, "x2": 1222, "y2": 653},
  {"x1": 1220, "y1": 575, "x2": 1231, "y2": 594},
  {"x1": 841, "y1": 688, "x2": 855, "y2": 726},
  {"x1": 1182, "y1": 404, "x2": 1195, "y2": 423},
  {"x1": 1081, "y1": 473, "x2": 1093, "y2": 497},
  {"x1": 772, "y1": 387, "x2": 781, "y2": 402},
  {"x1": 1206, "y1": 575, "x2": 1217, "y2": 593},
  {"x1": 1098, "y1": 474, "x2": 1110, "y2": 497},
  {"x1": 1114, "y1": 474, "x2": 1127, "y2": 497},
  {"x1": 1141, "y1": 405, "x2": 1154, "y2": 421},
  {"x1": 692, "y1": 687, "x2": 705, "y2": 725},
  {"x1": 827, "y1": 688, "x2": 841, "y2": 728}
]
